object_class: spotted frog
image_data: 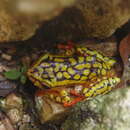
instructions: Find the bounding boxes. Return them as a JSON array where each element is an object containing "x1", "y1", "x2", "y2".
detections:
[{"x1": 27, "y1": 42, "x2": 120, "y2": 107}]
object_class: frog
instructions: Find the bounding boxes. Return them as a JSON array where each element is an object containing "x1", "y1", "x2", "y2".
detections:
[{"x1": 27, "y1": 42, "x2": 120, "y2": 107}]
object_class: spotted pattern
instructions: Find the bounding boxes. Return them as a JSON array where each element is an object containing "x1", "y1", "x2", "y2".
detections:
[
  {"x1": 42, "y1": 76, "x2": 120, "y2": 105},
  {"x1": 27, "y1": 47, "x2": 116, "y2": 88}
]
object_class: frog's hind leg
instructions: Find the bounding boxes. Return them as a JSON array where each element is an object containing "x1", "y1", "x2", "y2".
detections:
[
  {"x1": 35, "y1": 87, "x2": 73, "y2": 106},
  {"x1": 35, "y1": 86, "x2": 85, "y2": 107}
]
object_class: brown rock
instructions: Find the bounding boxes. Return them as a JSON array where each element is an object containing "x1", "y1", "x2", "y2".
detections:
[
  {"x1": 0, "y1": 0, "x2": 75, "y2": 42},
  {"x1": 75, "y1": 0, "x2": 130, "y2": 38},
  {"x1": 35, "y1": 96, "x2": 71, "y2": 123},
  {"x1": 0, "y1": 10, "x2": 39, "y2": 42},
  {"x1": 0, "y1": 112, "x2": 15, "y2": 130},
  {"x1": 41, "y1": 0, "x2": 130, "y2": 42}
]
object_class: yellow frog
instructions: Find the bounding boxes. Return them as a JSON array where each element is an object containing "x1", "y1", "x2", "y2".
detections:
[{"x1": 27, "y1": 42, "x2": 120, "y2": 107}]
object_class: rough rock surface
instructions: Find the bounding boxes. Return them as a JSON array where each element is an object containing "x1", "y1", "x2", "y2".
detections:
[
  {"x1": 75, "y1": 0, "x2": 130, "y2": 38},
  {"x1": 41, "y1": 0, "x2": 130, "y2": 42},
  {"x1": 0, "y1": 10, "x2": 39, "y2": 42},
  {"x1": 0, "y1": 0, "x2": 75, "y2": 42},
  {"x1": 61, "y1": 87, "x2": 130, "y2": 130}
]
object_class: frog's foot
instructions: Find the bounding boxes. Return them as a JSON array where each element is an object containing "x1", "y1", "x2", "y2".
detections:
[
  {"x1": 57, "y1": 41, "x2": 75, "y2": 56},
  {"x1": 63, "y1": 97, "x2": 84, "y2": 107}
]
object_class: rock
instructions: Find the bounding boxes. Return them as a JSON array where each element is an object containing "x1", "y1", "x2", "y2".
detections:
[
  {"x1": 41, "y1": 0, "x2": 130, "y2": 42},
  {"x1": 0, "y1": 92, "x2": 41, "y2": 129},
  {"x1": 0, "y1": 0, "x2": 75, "y2": 42},
  {"x1": 1, "y1": 53, "x2": 12, "y2": 61},
  {"x1": 0, "y1": 111, "x2": 15, "y2": 130},
  {"x1": 12, "y1": 0, "x2": 75, "y2": 19},
  {"x1": 35, "y1": 96, "x2": 71, "y2": 123},
  {"x1": 75, "y1": 0, "x2": 130, "y2": 38},
  {"x1": 61, "y1": 87, "x2": 130, "y2": 130},
  {"x1": 0, "y1": 9, "x2": 39, "y2": 42},
  {"x1": 0, "y1": 81, "x2": 17, "y2": 97},
  {"x1": 7, "y1": 108, "x2": 22, "y2": 124},
  {"x1": 5, "y1": 93, "x2": 23, "y2": 109}
]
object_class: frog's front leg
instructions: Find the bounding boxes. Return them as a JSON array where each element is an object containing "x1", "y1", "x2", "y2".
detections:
[
  {"x1": 57, "y1": 41, "x2": 97, "y2": 57},
  {"x1": 57, "y1": 41, "x2": 75, "y2": 56},
  {"x1": 57, "y1": 41, "x2": 104, "y2": 59}
]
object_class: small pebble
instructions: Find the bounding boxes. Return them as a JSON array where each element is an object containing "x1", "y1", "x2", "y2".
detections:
[
  {"x1": 22, "y1": 114, "x2": 31, "y2": 123},
  {"x1": 0, "y1": 65, "x2": 9, "y2": 73},
  {"x1": 7, "y1": 108, "x2": 22, "y2": 124},
  {"x1": 1, "y1": 54, "x2": 12, "y2": 61}
]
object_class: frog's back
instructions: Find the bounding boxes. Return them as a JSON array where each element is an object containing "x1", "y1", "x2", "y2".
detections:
[{"x1": 27, "y1": 51, "x2": 116, "y2": 88}]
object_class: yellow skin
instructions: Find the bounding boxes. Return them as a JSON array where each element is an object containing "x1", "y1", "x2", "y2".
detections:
[{"x1": 27, "y1": 44, "x2": 120, "y2": 107}]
